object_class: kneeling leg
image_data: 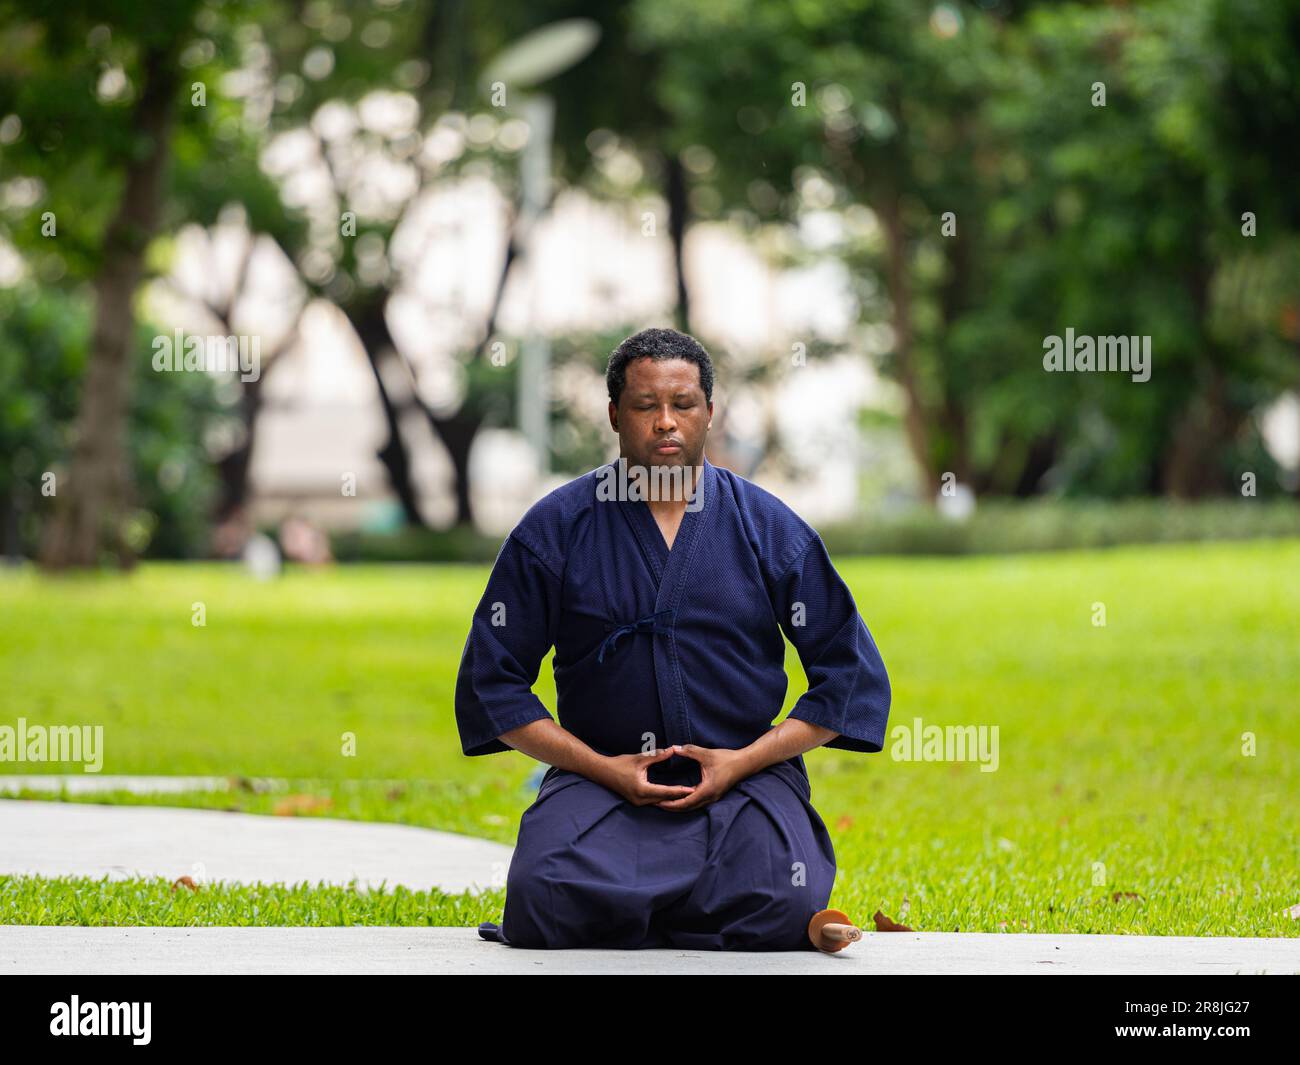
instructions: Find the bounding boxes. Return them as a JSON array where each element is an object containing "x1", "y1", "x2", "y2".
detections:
[
  {"x1": 659, "y1": 787, "x2": 836, "y2": 952},
  {"x1": 501, "y1": 780, "x2": 705, "y2": 949}
]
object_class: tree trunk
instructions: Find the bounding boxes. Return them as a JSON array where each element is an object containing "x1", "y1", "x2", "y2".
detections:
[
  {"x1": 1161, "y1": 261, "x2": 1245, "y2": 498},
  {"x1": 215, "y1": 371, "x2": 266, "y2": 524},
  {"x1": 878, "y1": 189, "x2": 939, "y2": 498},
  {"x1": 431, "y1": 408, "x2": 480, "y2": 526},
  {"x1": 39, "y1": 45, "x2": 180, "y2": 570},
  {"x1": 210, "y1": 238, "x2": 285, "y2": 525},
  {"x1": 1161, "y1": 363, "x2": 1242, "y2": 497},
  {"x1": 2, "y1": 491, "x2": 20, "y2": 562},
  {"x1": 1011, "y1": 435, "x2": 1060, "y2": 497},
  {"x1": 936, "y1": 209, "x2": 974, "y2": 485},
  {"x1": 349, "y1": 291, "x2": 429, "y2": 528},
  {"x1": 665, "y1": 151, "x2": 691, "y2": 332},
  {"x1": 424, "y1": 200, "x2": 538, "y2": 528}
]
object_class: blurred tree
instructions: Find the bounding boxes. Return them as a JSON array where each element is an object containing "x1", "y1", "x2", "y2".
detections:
[
  {"x1": 0, "y1": 0, "x2": 208, "y2": 566},
  {"x1": 635, "y1": 0, "x2": 985, "y2": 496},
  {"x1": 0, "y1": 284, "x2": 226, "y2": 560},
  {"x1": 5, "y1": 0, "x2": 1295, "y2": 559},
  {"x1": 987, "y1": 0, "x2": 1300, "y2": 497},
  {"x1": 635, "y1": 0, "x2": 1300, "y2": 499},
  {"x1": 0, "y1": 286, "x2": 86, "y2": 559},
  {"x1": 245, "y1": 0, "x2": 702, "y2": 526},
  {"x1": 199, "y1": 0, "x2": 556, "y2": 528}
]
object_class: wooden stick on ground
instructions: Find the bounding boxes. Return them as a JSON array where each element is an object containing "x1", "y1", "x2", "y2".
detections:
[{"x1": 808, "y1": 908, "x2": 863, "y2": 953}]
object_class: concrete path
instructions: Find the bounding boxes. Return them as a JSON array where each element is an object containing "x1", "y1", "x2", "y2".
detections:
[
  {"x1": 2, "y1": 795, "x2": 1296, "y2": 975},
  {"x1": 0, "y1": 799, "x2": 511, "y2": 893},
  {"x1": 1, "y1": 927, "x2": 1297, "y2": 974}
]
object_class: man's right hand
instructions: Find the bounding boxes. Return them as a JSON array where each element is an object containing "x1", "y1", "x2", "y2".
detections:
[{"x1": 596, "y1": 747, "x2": 697, "y2": 806}]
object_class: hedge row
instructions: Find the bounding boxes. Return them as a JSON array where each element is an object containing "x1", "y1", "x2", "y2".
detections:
[
  {"x1": 817, "y1": 499, "x2": 1300, "y2": 556},
  {"x1": 326, "y1": 499, "x2": 1300, "y2": 562}
]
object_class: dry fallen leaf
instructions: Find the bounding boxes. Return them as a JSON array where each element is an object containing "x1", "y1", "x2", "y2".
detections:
[
  {"x1": 1111, "y1": 891, "x2": 1145, "y2": 903},
  {"x1": 273, "y1": 794, "x2": 334, "y2": 816},
  {"x1": 171, "y1": 876, "x2": 199, "y2": 893},
  {"x1": 835, "y1": 815, "x2": 854, "y2": 831},
  {"x1": 873, "y1": 909, "x2": 913, "y2": 932}
]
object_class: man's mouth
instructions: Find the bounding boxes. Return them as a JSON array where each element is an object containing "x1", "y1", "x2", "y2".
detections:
[{"x1": 653, "y1": 442, "x2": 682, "y2": 453}]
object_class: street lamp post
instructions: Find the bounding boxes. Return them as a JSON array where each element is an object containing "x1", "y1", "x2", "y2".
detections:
[
  {"x1": 481, "y1": 19, "x2": 600, "y2": 481},
  {"x1": 517, "y1": 94, "x2": 554, "y2": 477}
]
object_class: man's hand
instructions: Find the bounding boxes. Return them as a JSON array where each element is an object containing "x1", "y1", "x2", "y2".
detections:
[
  {"x1": 596, "y1": 747, "x2": 698, "y2": 807},
  {"x1": 654, "y1": 743, "x2": 752, "y2": 812}
]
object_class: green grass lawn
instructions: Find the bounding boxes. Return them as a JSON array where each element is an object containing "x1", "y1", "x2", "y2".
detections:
[{"x1": 1, "y1": 540, "x2": 1297, "y2": 936}]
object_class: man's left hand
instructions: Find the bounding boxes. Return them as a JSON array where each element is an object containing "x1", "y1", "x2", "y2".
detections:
[{"x1": 654, "y1": 744, "x2": 751, "y2": 812}]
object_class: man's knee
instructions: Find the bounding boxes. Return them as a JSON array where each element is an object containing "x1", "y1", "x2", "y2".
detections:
[
  {"x1": 501, "y1": 837, "x2": 656, "y2": 949},
  {"x1": 678, "y1": 802, "x2": 834, "y2": 949}
]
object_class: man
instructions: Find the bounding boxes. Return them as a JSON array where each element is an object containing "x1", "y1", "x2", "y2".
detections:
[{"x1": 454, "y1": 327, "x2": 891, "y2": 950}]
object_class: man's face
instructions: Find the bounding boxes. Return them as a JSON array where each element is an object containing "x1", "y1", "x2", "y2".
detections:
[{"x1": 610, "y1": 356, "x2": 713, "y2": 474}]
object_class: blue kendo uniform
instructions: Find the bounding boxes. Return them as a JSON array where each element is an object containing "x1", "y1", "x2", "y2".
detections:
[{"x1": 454, "y1": 456, "x2": 891, "y2": 949}]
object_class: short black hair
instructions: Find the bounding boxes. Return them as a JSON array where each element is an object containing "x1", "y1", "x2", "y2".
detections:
[{"x1": 606, "y1": 327, "x2": 714, "y2": 407}]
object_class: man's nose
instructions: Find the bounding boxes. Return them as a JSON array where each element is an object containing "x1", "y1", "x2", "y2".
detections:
[{"x1": 655, "y1": 405, "x2": 676, "y2": 430}]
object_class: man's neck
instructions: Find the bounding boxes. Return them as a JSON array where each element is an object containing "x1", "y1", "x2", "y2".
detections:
[{"x1": 623, "y1": 457, "x2": 703, "y2": 514}]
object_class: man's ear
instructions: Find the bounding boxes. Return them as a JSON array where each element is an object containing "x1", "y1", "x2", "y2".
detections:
[{"x1": 608, "y1": 400, "x2": 618, "y2": 431}]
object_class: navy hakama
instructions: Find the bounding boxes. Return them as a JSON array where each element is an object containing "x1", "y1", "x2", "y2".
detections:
[{"x1": 455, "y1": 456, "x2": 891, "y2": 950}]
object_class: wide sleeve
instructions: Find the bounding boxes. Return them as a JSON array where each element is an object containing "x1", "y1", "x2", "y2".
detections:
[
  {"x1": 453, "y1": 532, "x2": 561, "y2": 757},
  {"x1": 770, "y1": 534, "x2": 891, "y2": 753}
]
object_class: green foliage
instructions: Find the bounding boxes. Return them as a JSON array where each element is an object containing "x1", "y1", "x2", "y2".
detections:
[
  {"x1": 3, "y1": 0, "x2": 1298, "y2": 535},
  {"x1": 330, "y1": 524, "x2": 503, "y2": 564},
  {"x1": 634, "y1": 0, "x2": 1300, "y2": 497},
  {"x1": 0, "y1": 284, "x2": 229, "y2": 558},
  {"x1": 0, "y1": 285, "x2": 88, "y2": 509}
]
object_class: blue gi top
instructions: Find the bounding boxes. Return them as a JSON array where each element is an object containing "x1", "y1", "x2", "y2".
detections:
[{"x1": 453, "y1": 455, "x2": 891, "y2": 792}]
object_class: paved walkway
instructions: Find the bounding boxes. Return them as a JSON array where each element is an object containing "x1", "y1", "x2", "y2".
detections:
[
  {"x1": 2, "y1": 794, "x2": 1296, "y2": 974},
  {"x1": 1, "y1": 926, "x2": 1297, "y2": 974},
  {"x1": 0, "y1": 798, "x2": 511, "y2": 893}
]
